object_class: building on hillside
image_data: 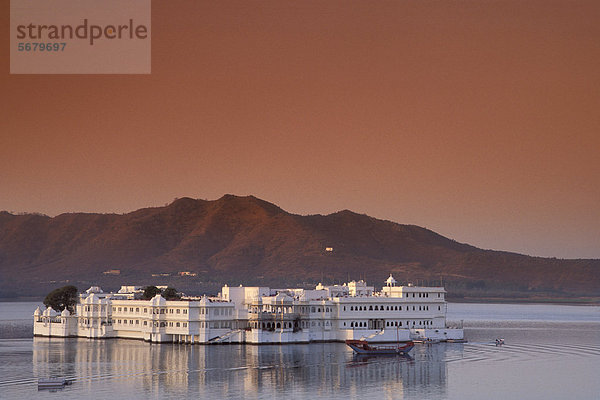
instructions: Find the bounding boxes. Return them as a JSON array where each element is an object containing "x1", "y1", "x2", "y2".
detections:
[{"x1": 102, "y1": 269, "x2": 121, "y2": 275}]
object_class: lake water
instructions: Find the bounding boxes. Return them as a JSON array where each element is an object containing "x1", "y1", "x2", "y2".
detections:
[{"x1": 0, "y1": 302, "x2": 598, "y2": 399}]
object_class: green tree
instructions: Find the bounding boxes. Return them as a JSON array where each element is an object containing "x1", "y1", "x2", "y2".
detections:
[
  {"x1": 162, "y1": 287, "x2": 181, "y2": 300},
  {"x1": 43, "y1": 285, "x2": 78, "y2": 313},
  {"x1": 142, "y1": 285, "x2": 162, "y2": 300}
]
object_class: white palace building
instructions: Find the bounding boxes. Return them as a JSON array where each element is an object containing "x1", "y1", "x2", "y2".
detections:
[{"x1": 33, "y1": 275, "x2": 464, "y2": 344}]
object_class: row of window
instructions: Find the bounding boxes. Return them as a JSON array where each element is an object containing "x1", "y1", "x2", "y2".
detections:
[
  {"x1": 405, "y1": 292, "x2": 440, "y2": 298},
  {"x1": 114, "y1": 319, "x2": 189, "y2": 328},
  {"x1": 111, "y1": 306, "x2": 234, "y2": 316},
  {"x1": 201, "y1": 308, "x2": 232, "y2": 316},
  {"x1": 112, "y1": 306, "x2": 189, "y2": 315},
  {"x1": 345, "y1": 305, "x2": 439, "y2": 312},
  {"x1": 117, "y1": 319, "x2": 139, "y2": 325},
  {"x1": 82, "y1": 305, "x2": 105, "y2": 312},
  {"x1": 249, "y1": 306, "x2": 332, "y2": 314},
  {"x1": 201, "y1": 321, "x2": 232, "y2": 329},
  {"x1": 345, "y1": 320, "x2": 433, "y2": 328},
  {"x1": 113, "y1": 320, "x2": 234, "y2": 329},
  {"x1": 248, "y1": 320, "x2": 332, "y2": 330},
  {"x1": 78, "y1": 319, "x2": 110, "y2": 327}
]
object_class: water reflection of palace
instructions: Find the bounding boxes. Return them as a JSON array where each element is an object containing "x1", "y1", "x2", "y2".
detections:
[{"x1": 32, "y1": 338, "x2": 461, "y2": 397}]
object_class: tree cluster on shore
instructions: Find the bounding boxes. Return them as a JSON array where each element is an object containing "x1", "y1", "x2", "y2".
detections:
[
  {"x1": 43, "y1": 285, "x2": 78, "y2": 313},
  {"x1": 43, "y1": 284, "x2": 182, "y2": 313},
  {"x1": 142, "y1": 286, "x2": 181, "y2": 300}
]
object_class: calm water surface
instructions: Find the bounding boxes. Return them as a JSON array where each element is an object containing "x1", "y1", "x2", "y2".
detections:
[{"x1": 0, "y1": 302, "x2": 598, "y2": 399}]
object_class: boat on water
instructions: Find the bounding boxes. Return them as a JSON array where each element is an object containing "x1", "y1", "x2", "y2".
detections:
[
  {"x1": 38, "y1": 378, "x2": 71, "y2": 389},
  {"x1": 345, "y1": 339, "x2": 414, "y2": 355}
]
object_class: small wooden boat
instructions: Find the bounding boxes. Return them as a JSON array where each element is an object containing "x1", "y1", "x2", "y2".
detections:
[{"x1": 345, "y1": 339, "x2": 414, "y2": 355}]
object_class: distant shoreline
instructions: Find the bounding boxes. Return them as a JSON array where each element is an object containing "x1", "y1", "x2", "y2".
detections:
[
  {"x1": 447, "y1": 296, "x2": 600, "y2": 305},
  {"x1": 0, "y1": 297, "x2": 44, "y2": 303},
  {"x1": 2, "y1": 296, "x2": 599, "y2": 305}
]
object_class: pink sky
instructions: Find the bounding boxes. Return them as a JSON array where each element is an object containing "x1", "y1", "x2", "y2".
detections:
[{"x1": 1, "y1": 0, "x2": 599, "y2": 258}]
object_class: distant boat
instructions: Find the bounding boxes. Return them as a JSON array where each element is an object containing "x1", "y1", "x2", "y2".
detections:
[
  {"x1": 38, "y1": 378, "x2": 71, "y2": 389},
  {"x1": 345, "y1": 339, "x2": 414, "y2": 355},
  {"x1": 495, "y1": 338, "x2": 505, "y2": 346}
]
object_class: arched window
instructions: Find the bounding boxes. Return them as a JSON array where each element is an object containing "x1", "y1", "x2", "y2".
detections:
[{"x1": 369, "y1": 306, "x2": 373, "y2": 311}]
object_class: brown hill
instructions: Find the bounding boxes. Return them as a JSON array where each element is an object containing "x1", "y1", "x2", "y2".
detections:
[{"x1": 1, "y1": 195, "x2": 599, "y2": 299}]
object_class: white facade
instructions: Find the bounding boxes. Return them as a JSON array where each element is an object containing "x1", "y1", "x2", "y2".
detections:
[{"x1": 34, "y1": 275, "x2": 463, "y2": 343}]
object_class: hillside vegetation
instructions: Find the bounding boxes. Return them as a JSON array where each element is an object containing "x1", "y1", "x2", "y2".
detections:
[{"x1": 1, "y1": 195, "x2": 598, "y2": 300}]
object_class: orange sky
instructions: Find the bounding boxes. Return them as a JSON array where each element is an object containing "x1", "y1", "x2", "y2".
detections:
[{"x1": 1, "y1": 0, "x2": 599, "y2": 258}]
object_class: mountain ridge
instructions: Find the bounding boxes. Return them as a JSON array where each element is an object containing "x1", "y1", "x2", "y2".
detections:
[{"x1": 1, "y1": 195, "x2": 598, "y2": 299}]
